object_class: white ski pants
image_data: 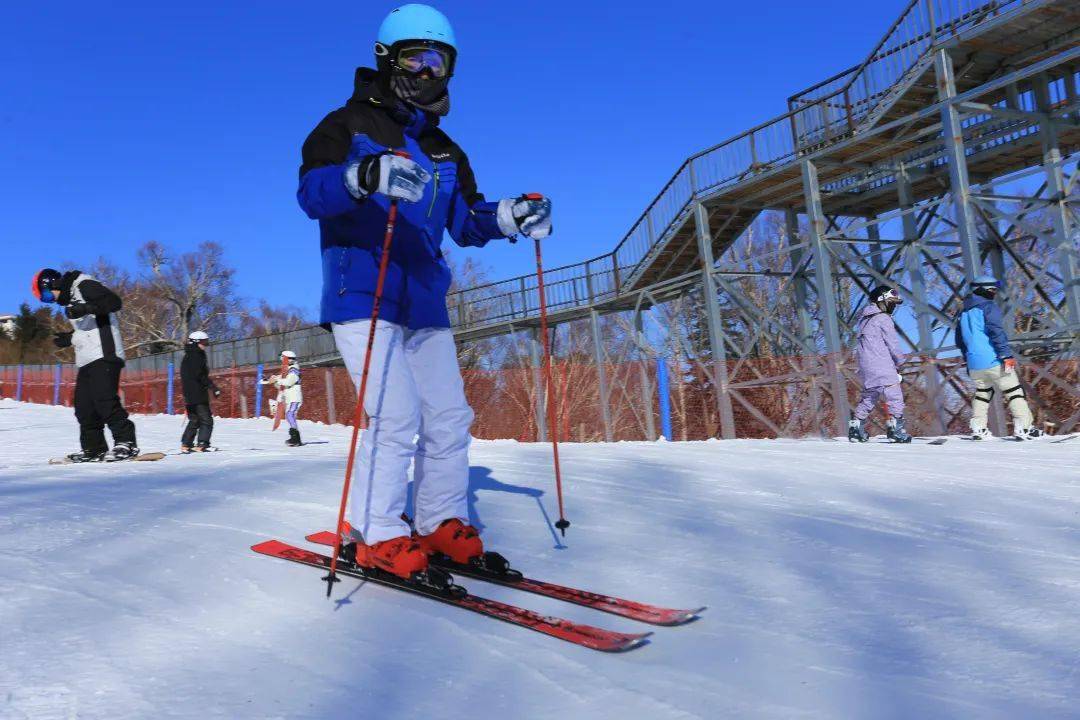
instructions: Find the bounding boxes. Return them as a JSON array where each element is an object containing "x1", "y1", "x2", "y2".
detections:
[
  {"x1": 968, "y1": 365, "x2": 1033, "y2": 432},
  {"x1": 333, "y1": 320, "x2": 474, "y2": 544}
]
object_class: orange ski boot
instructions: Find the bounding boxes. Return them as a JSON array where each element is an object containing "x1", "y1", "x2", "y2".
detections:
[
  {"x1": 350, "y1": 536, "x2": 429, "y2": 580},
  {"x1": 416, "y1": 518, "x2": 484, "y2": 564}
]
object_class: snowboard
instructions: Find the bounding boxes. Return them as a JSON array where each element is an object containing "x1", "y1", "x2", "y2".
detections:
[
  {"x1": 174, "y1": 447, "x2": 221, "y2": 455},
  {"x1": 270, "y1": 357, "x2": 290, "y2": 432},
  {"x1": 48, "y1": 451, "x2": 166, "y2": 465}
]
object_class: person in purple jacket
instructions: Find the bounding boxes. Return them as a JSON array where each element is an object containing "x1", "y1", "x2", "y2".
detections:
[{"x1": 849, "y1": 286, "x2": 911, "y2": 443}]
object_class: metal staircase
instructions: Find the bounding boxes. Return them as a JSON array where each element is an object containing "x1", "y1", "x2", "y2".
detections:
[{"x1": 444, "y1": 0, "x2": 1072, "y2": 343}]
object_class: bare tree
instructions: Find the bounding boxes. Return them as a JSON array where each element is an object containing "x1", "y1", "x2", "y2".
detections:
[
  {"x1": 138, "y1": 241, "x2": 242, "y2": 344},
  {"x1": 239, "y1": 301, "x2": 309, "y2": 337},
  {"x1": 88, "y1": 240, "x2": 310, "y2": 357}
]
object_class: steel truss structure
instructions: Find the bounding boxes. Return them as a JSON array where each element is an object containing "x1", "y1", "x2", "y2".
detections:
[
  {"x1": 442, "y1": 0, "x2": 1080, "y2": 439},
  {"x1": 12, "y1": 1, "x2": 1076, "y2": 442}
]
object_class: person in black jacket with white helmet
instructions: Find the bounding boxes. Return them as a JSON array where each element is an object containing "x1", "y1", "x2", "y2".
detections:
[{"x1": 180, "y1": 330, "x2": 221, "y2": 452}]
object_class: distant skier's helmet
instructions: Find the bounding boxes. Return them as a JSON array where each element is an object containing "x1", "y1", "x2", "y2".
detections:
[
  {"x1": 375, "y1": 4, "x2": 457, "y2": 109},
  {"x1": 281, "y1": 350, "x2": 297, "y2": 359},
  {"x1": 971, "y1": 274, "x2": 1001, "y2": 297},
  {"x1": 31, "y1": 268, "x2": 62, "y2": 303},
  {"x1": 188, "y1": 330, "x2": 210, "y2": 342},
  {"x1": 870, "y1": 285, "x2": 903, "y2": 307}
]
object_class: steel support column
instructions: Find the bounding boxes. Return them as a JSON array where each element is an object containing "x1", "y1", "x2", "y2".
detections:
[
  {"x1": 801, "y1": 159, "x2": 850, "y2": 434},
  {"x1": 934, "y1": 49, "x2": 983, "y2": 283},
  {"x1": 1034, "y1": 73, "x2": 1080, "y2": 334},
  {"x1": 785, "y1": 207, "x2": 814, "y2": 349},
  {"x1": 590, "y1": 309, "x2": 613, "y2": 442},
  {"x1": 866, "y1": 221, "x2": 886, "y2": 275},
  {"x1": 898, "y1": 165, "x2": 946, "y2": 434},
  {"x1": 634, "y1": 308, "x2": 657, "y2": 441},
  {"x1": 693, "y1": 201, "x2": 737, "y2": 439},
  {"x1": 529, "y1": 327, "x2": 547, "y2": 442},
  {"x1": 983, "y1": 182, "x2": 1015, "y2": 333}
]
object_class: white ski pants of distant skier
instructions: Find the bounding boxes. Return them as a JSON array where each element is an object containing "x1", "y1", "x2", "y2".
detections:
[
  {"x1": 333, "y1": 319, "x2": 473, "y2": 544},
  {"x1": 968, "y1": 365, "x2": 1033, "y2": 432}
]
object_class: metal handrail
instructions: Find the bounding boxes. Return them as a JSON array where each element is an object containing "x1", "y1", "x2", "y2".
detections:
[{"x1": 788, "y1": 0, "x2": 1031, "y2": 139}]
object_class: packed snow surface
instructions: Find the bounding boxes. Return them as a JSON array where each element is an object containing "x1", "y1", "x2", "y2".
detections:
[{"x1": 1, "y1": 398, "x2": 1079, "y2": 719}]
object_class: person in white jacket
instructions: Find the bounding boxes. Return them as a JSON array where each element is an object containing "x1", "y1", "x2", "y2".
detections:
[{"x1": 262, "y1": 351, "x2": 304, "y2": 446}]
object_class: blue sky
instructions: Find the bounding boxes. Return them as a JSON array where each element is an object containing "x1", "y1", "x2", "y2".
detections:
[{"x1": 1, "y1": 0, "x2": 903, "y2": 317}]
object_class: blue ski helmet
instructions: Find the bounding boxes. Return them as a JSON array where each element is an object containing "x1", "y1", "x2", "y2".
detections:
[{"x1": 377, "y1": 4, "x2": 456, "y2": 49}]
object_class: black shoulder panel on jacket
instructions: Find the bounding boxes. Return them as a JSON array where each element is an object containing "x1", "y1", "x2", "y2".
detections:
[
  {"x1": 77, "y1": 279, "x2": 122, "y2": 314},
  {"x1": 454, "y1": 151, "x2": 485, "y2": 207},
  {"x1": 299, "y1": 108, "x2": 353, "y2": 179}
]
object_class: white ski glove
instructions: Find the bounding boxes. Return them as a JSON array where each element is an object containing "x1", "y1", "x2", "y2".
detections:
[
  {"x1": 345, "y1": 152, "x2": 431, "y2": 203},
  {"x1": 268, "y1": 398, "x2": 279, "y2": 416},
  {"x1": 497, "y1": 193, "x2": 552, "y2": 240}
]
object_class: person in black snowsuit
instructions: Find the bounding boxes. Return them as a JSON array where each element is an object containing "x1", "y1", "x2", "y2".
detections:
[
  {"x1": 180, "y1": 331, "x2": 221, "y2": 452},
  {"x1": 32, "y1": 268, "x2": 138, "y2": 462}
]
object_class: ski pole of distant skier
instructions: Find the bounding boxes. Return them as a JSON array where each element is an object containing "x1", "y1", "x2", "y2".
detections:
[
  {"x1": 533, "y1": 228, "x2": 570, "y2": 537},
  {"x1": 324, "y1": 151, "x2": 409, "y2": 597}
]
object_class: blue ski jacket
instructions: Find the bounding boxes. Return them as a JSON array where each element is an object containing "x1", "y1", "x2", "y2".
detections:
[
  {"x1": 955, "y1": 293, "x2": 1013, "y2": 371},
  {"x1": 297, "y1": 68, "x2": 507, "y2": 329}
]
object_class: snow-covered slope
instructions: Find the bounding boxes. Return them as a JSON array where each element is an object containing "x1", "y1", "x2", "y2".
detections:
[{"x1": 1, "y1": 398, "x2": 1078, "y2": 719}]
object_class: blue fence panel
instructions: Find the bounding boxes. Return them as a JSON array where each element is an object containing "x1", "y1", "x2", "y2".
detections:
[
  {"x1": 657, "y1": 358, "x2": 673, "y2": 440},
  {"x1": 254, "y1": 364, "x2": 264, "y2": 418}
]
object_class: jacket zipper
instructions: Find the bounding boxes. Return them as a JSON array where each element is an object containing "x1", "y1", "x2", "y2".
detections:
[{"x1": 427, "y1": 167, "x2": 440, "y2": 218}]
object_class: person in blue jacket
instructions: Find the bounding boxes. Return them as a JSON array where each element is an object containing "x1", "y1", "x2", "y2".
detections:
[
  {"x1": 955, "y1": 274, "x2": 1040, "y2": 439},
  {"x1": 296, "y1": 4, "x2": 552, "y2": 579}
]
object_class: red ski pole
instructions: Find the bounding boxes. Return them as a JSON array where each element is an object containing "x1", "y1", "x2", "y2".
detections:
[
  {"x1": 324, "y1": 151, "x2": 408, "y2": 596},
  {"x1": 532, "y1": 222, "x2": 570, "y2": 537}
]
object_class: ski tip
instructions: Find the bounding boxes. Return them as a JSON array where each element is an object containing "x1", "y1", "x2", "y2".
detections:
[
  {"x1": 652, "y1": 606, "x2": 707, "y2": 626},
  {"x1": 305, "y1": 531, "x2": 337, "y2": 545},
  {"x1": 251, "y1": 539, "x2": 290, "y2": 554},
  {"x1": 682, "y1": 606, "x2": 708, "y2": 623},
  {"x1": 608, "y1": 631, "x2": 653, "y2": 652},
  {"x1": 251, "y1": 539, "x2": 275, "y2": 552}
]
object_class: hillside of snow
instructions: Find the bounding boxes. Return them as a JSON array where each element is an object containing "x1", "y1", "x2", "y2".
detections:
[{"x1": 1, "y1": 398, "x2": 1078, "y2": 719}]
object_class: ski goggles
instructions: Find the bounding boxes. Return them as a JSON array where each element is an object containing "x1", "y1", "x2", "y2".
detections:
[
  {"x1": 394, "y1": 44, "x2": 453, "y2": 78},
  {"x1": 876, "y1": 289, "x2": 903, "y2": 304}
]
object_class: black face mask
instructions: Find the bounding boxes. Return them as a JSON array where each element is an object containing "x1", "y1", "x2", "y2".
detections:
[
  {"x1": 375, "y1": 40, "x2": 454, "y2": 117},
  {"x1": 389, "y1": 72, "x2": 450, "y2": 115}
]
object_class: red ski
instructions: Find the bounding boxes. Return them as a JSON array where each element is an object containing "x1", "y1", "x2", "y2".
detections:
[
  {"x1": 305, "y1": 530, "x2": 704, "y2": 627},
  {"x1": 252, "y1": 540, "x2": 651, "y2": 652}
]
